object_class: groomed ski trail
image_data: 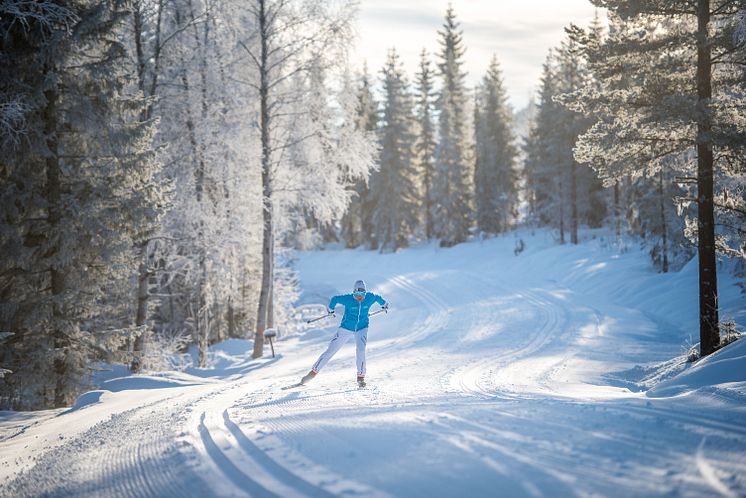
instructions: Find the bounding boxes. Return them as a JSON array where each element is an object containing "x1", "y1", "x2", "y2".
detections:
[{"x1": 3, "y1": 234, "x2": 745, "y2": 497}]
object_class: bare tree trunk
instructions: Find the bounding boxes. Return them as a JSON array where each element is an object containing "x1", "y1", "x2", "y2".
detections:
[
  {"x1": 131, "y1": 245, "x2": 149, "y2": 371},
  {"x1": 194, "y1": 0, "x2": 211, "y2": 363},
  {"x1": 227, "y1": 297, "x2": 235, "y2": 338},
  {"x1": 614, "y1": 181, "x2": 621, "y2": 240},
  {"x1": 570, "y1": 161, "x2": 578, "y2": 244},
  {"x1": 558, "y1": 173, "x2": 565, "y2": 244},
  {"x1": 424, "y1": 166, "x2": 432, "y2": 239},
  {"x1": 696, "y1": 0, "x2": 719, "y2": 356},
  {"x1": 253, "y1": 0, "x2": 273, "y2": 358},
  {"x1": 174, "y1": 6, "x2": 209, "y2": 366},
  {"x1": 657, "y1": 170, "x2": 669, "y2": 273},
  {"x1": 131, "y1": 0, "x2": 164, "y2": 371},
  {"x1": 267, "y1": 280, "x2": 275, "y2": 329}
]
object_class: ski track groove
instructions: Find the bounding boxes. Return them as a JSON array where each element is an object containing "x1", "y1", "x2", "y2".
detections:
[
  {"x1": 197, "y1": 411, "x2": 278, "y2": 498},
  {"x1": 386, "y1": 274, "x2": 451, "y2": 348},
  {"x1": 222, "y1": 409, "x2": 338, "y2": 498},
  {"x1": 1, "y1": 391, "x2": 215, "y2": 498},
  {"x1": 228, "y1": 392, "x2": 392, "y2": 498},
  {"x1": 446, "y1": 272, "x2": 569, "y2": 400}
]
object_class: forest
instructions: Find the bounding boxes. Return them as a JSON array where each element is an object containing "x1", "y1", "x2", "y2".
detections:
[{"x1": 1, "y1": 0, "x2": 745, "y2": 411}]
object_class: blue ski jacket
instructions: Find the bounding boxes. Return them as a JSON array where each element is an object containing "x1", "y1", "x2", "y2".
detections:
[{"x1": 329, "y1": 292, "x2": 387, "y2": 332}]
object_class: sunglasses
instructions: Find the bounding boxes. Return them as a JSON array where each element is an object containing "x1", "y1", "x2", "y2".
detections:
[{"x1": 353, "y1": 290, "x2": 366, "y2": 295}]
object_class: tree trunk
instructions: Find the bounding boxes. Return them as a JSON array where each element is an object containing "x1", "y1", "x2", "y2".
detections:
[
  {"x1": 558, "y1": 172, "x2": 565, "y2": 244},
  {"x1": 267, "y1": 280, "x2": 275, "y2": 329},
  {"x1": 657, "y1": 170, "x2": 669, "y2": 273},
  {"x1": 253, "y1": 0, "x2": 273, "y2": 359},
  {"x1": 614, "y1": 181, "x2": 621, "y2": 240},
  {"x1": 174, "y1": 5, "x2": 209, "y2": 366},
  {"x1": 696, "y1": 0, "x2": 719, "y2": 356},
  {"x1": 131, "y1": 243, "x2": 149, "y2": 372},
  {"x1": 424, "y1": 163, "x2": 432, "y2": 239},
  {"x1": 227, "y1": 298, "x2": 235, "y2": 338},
  {"x1": 44, "y1": 83, "x2": 68, "y2": 408},
  {"x1": 131, "y1": 0, "x2": 164, "y2": 371},
  {"x1": 570, "y1": 160, "x2": 578, "y2": 244}
]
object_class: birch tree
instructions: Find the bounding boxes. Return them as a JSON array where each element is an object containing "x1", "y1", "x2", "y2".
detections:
[{"x1": 235, "y1": 0, "x2": 369, "y2": 357}]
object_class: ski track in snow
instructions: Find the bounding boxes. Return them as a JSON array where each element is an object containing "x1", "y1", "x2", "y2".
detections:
[{"x1": 2, "y1": 234, "x2": 746, "y2": 497}]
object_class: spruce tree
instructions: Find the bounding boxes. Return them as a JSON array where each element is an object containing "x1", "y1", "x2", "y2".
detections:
[
  {"x1": 371, "y1": 50, "x2": 420, "y2": 250},
  {"x1": 524, "y1": 54, "x2": 568, "y2": 238},
  {"x1": 0, "y1": 0, "x2": 164, "y2": 408},
  {"x1": 341, "y1": 64, "x2": 379, "y2": 248},
  {"x1": 414, "y1": 49, "x2": 437, "y2": 239},
  {"x1": 432, "y1": 5, "x2": 474, "y2": 247},
  {"x1": 474, "y1": 55, "x2": 518, "y2": 234}
]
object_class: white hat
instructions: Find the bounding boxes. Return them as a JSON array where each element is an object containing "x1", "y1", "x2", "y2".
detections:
[{"x1": 354, "y1": 280, "x2": 366, "y2": 292}]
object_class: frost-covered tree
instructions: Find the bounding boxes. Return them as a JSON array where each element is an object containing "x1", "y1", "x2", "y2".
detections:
[
  {"x1": 277, "y1": 61, "x2": 376, "y2": 249},
  {"x1": 555, "y1": 35, "x2": 607, "y2": 244},
  {"x1": 133, "y1": 0, "x2": 263, "y2": 368},
  {"x1": 474, "y1": 55, "x2": 518, "y2": 234},
  {"x1": 432, "y1": 5, "x2": 474, "y2": 247},
  {"x1": 624, "y1": 161, "x2": 694, "y2": 273},
  {"x1": 414, "y1": 49, "x2": 437, "y2": 240},
  {"x1": 235, "y1": 0, "x2": 365, "y2": 358},
  {"x1": 341, "y1": 64, "x2": 380, "y2": 248},
  {"x1": 370, "y1": 49, "x2": 421, "y2": 250},
  {"x1": 524, "y1": 54, "x2": 569, "y2": 240},
  {"x1": 0, "y1": 0, "x2": 164, "y2": 408},
  {"x1": 563, "y1": 1, "x2": 746, "y2": 355},
  {"x1": 524, "y1": 32, "x2": 608, "y2": 245}
]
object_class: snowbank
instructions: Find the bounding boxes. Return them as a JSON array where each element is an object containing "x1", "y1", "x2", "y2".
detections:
[{"x1": 648, "y1": 337, "x2": 746, "y2": 398}]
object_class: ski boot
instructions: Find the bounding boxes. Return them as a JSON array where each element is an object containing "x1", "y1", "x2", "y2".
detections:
[
  {"x1": 357, "y1": 375, "x2": 366, "y2": 388},
  {"x1": 300, "y1": 370, "x2": 317, "y2": 385}
]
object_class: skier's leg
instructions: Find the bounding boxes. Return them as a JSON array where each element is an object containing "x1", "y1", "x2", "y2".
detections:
[
  {"x1": 312, "y1": 329, "x2": 351, "y2": 373},
  {"x1": 355, "y1": 328, "x2": 368, "y2": 377}
]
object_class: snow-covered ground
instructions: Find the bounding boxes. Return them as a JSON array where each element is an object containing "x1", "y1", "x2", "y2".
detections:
[{"x1": 2, "y1": 230, "x2": 745, "y2": 498}]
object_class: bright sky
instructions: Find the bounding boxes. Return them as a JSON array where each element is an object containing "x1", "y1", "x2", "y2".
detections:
[{"x1": 353, "y1": 0, "x2": 601, "y2": 110}]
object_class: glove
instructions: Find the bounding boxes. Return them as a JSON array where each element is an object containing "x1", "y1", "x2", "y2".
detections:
[
  {"x1": 328, "y1": 308, "x2": 335, "y2": 315},
  {"x1": 382, "y1": 303, "x2": 389, "y2": 313}
]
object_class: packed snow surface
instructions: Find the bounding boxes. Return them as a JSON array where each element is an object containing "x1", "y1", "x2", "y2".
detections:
[{"x1": 2, "y1": 230, "x2": 745, "y2": 497}]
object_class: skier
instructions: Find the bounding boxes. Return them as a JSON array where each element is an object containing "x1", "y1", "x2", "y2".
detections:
[{"x1": 300, "y1": 280, "x2": 388, "y2": 388}]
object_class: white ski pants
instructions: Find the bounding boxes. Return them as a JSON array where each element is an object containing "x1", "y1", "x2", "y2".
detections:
[{"x1": 312, "y1": 328, "x2": 368, "y2": 376}]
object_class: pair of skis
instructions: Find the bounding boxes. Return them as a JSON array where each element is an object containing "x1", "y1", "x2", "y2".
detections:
[{"x1": 282, "y1": 379, "x2": 372, "y2": 390}]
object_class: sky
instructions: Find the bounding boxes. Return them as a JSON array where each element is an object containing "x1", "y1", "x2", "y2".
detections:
[{"x1": 352, "y1": 0, "x2": 601, "y2": 110}]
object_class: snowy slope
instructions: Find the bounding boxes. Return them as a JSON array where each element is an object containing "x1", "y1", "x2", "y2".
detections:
[{"x1": 2, "y1": 229, "x2": 745, "y2": 498}]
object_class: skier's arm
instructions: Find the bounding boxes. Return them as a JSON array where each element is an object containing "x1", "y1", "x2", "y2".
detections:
[
  {"x1": 328, "y1": 295, "x2": 342, "y2": 313},
  {"x1": 373, "y1": 294, "x2": 388, "y2": 309}
]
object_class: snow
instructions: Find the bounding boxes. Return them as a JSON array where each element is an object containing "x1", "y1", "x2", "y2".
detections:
[{"x1": 2, "y1": 229, "x2": 745, "y2": 497}]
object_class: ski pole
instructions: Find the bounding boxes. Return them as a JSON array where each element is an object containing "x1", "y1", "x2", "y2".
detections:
[
  {"x1": 369, "y1": 307, "x2": 389, "y2": 317},
  {"x1": 306, "y1": 312, "x2": 333, "y2": 324}
]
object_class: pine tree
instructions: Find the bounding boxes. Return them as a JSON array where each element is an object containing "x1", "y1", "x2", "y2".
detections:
[
  {"x1": 414, "y1": 49, "x2": 437, "y2": 239},
  {"x1": 474, "y1": 55, "x2": 518, "y2": 234},
  {"x1": 431, "y1": 5, "x2": 474, "y2": 247},
  {"x1": 341, "y1": 64, "x2": 379, "y2": 248},
  {"x1": 370, "y1": 50, "x2": 421, "y2": 251},
  {"x1": 564, "y1": 0, "x2": 746, "y2": 355}
]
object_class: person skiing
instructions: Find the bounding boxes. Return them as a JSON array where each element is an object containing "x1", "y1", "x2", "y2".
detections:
[{"x1": 300, "y1": 280, "x2": 388, "y2": 388}]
